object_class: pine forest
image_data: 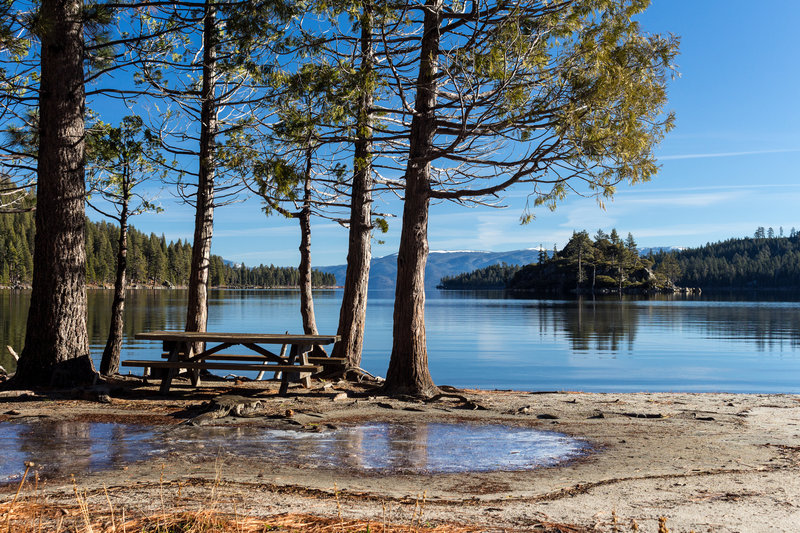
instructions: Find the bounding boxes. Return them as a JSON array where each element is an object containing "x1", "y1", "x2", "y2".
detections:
[{"x1": 0, "y1": 211, "x2": 336, "y2": 289}]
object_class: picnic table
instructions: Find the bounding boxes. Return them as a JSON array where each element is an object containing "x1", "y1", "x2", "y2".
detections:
[{"x1": 122, "y1": 330, "x2": 342, "y2": 394}]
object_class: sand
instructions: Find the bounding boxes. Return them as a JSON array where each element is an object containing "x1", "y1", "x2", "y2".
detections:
[{"x1": 1, "y1": 377, "x2": 798, "y2": 532}]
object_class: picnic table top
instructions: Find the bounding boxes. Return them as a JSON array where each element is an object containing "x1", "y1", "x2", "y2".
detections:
[{"x1": 134, "y1": 330, "x2": 339, "y2": 344}]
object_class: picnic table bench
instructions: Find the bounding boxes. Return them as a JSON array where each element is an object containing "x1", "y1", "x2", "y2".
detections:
[{"x1": 122, "y1": 331, "x2": 342, "y2": 394}]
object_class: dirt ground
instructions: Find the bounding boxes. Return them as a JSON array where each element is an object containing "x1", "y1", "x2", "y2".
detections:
[{"x1": 1, "y1": 376, "x2": 799, "y2": 532}]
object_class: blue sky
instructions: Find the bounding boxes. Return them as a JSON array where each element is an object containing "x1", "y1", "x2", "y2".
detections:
[{"x1": 124, "y1": 1, "x2": 800, "y2": 267}]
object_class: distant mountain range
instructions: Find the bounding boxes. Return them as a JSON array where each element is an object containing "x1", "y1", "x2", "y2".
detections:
[{"x1": 320, "y1": 249, "x2": 544, "y2": 290}]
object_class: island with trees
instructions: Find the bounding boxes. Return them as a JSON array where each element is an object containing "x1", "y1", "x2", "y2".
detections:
[{"x1": 438, "y1": 227, "x2": 800, "y2": 294}]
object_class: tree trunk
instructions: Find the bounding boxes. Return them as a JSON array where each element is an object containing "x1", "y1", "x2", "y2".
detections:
[
  {"x1": 13, "y1": 0, "x2": 96, "y2": 387},
  {"x1": 298, "y1": 147, "x2": 320, "y2": 337},
  {"x1": 332, "y1": 2, "x2": 374, "y2": 369},
  {"x1": 383, "y1": 0, "x2": 441, "y2": 398},
  {"x1": 185, "y1": 1, "x2": 217, "y2": 353},
  {"x1": 100, "y1": 196, "x2": 128, "y2": 376}
]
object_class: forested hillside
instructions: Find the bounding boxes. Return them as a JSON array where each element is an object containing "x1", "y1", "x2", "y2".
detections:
[
  {"x1": 655, "y1": 229, "x2": 800, "y2": 289},
  {"x1": 0, "y1": 214, "x2": 336, "y2": 288},
  {"x1": 438, "y1": 264, "x2": 522, "y2": 289}
]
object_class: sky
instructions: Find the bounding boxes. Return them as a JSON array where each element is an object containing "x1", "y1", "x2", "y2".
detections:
[{"x1": 121, "y1": 1, "x2": 800, "y2": 268}]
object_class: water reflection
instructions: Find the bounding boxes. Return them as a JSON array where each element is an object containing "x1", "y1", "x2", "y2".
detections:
[
  {"x1": 3, "y1": 289, "x2": 800, "y2": 392},
  {"x1": 0, "y1": 421, "x2": 588, "y2": 482},
  {"x1": 550, "y1": 299, "x2": 640, "y2": 353},
  {"x1": 1, "y1": 421, "x2": 157, "y2": 482}
]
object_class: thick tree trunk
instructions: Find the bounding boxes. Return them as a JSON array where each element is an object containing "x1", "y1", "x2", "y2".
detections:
[
  {"x1": 100, "y1": 199, "x2": 128, "y2": 376},
  {"x1": 14, "y1": 0, "x2": 96, "y2": 387},
  {"x1": 185, "y1": 1, "x2": 217, "y2": 353},
  {"x1": 332, "y1": 3, "x2": 374, "y2": 369},
  {"x1": 383, "y1": 0, "x2": 441, "y2": 398}
]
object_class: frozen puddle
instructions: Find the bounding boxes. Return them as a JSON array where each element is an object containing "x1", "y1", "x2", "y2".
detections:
[{"x1": 1, "y1": 420, "x2": 589, "y2": 482}]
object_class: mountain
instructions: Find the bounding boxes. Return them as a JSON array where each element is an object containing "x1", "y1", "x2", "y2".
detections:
[
  {"x1": 639, "y1": 246, "x2": 684, "y2": 255},
  {"x1": 320, "y1": 249, "x2": 542, "y2": 290}
]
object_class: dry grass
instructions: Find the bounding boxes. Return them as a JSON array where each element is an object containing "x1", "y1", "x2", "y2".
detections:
[
  {"x1": 0, "y1": 464, "x2": 484, "y2": 533},
  {"x1": 0, "y1": 464, "x2": 689, "y2": 533}
]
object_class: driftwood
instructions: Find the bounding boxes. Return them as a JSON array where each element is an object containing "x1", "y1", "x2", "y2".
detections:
[
  {"x1": 186, "y1": 394, "x2": 268, "y2": 426},
  {"x1": 423, "y1": 393, "x2": 487, "y2": 411},
  {"x1": 6, "y1": 345, "x2": 19, "y2": 361}
]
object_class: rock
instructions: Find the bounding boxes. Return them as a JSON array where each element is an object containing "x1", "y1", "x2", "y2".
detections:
[
  {"x1": 537, "y1": 413, "x2": 559, "y2": 420},
  {"x1": 332, "y1": 392, "x2": 349, "y2": 402}
]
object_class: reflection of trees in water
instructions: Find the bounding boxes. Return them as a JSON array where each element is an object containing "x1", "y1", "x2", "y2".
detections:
[
  {"x1": 549, "y1": 297, "x2": 800, "y2": 353},
  {"x1": 548, "y1": 298, "x2": 640, "y2": 353},
  {"x1": 16, "y1": 421, "x2": 94, "y2": 477},
  {"x1": 384, "y1": 423, "x2": 428, "y2": 471},
  {"x1": 326, "y1": 423, "x2": 430, "y2": 472},
  {"x1": 0, "y1": 290, "x2": 29, "y2": 370},
  {"x1": 652, "y1": 304, "x2": 800, "y2": 352},
  {"x1": 87, "y1": 289, "x2": 179, "y2": 348}
]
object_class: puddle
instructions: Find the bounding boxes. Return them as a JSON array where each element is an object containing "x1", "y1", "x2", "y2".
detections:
[
  {"x1": 0, "y1": 420, "x2": 589, "y2": 482},
  {"x1": 0, "y1": 421, "x2": 161, "y2": 483}
]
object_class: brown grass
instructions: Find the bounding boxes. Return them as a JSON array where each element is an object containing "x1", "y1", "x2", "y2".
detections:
[{"x1": 0, "y1": 465, "x2": 687, "y2": 533}]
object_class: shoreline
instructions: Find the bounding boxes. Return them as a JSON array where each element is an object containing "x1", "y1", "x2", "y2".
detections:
[{"x1": 1, "y1": 380, "x2": 798, "y2": 531}]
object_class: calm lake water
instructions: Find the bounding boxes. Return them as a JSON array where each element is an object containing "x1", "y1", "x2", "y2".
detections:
[{"x1": 2, "y1": 288, "x2": 799, "y2": 393}]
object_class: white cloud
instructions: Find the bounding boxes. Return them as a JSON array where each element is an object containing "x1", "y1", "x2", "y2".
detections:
[{"x1": 658, "y1": 148, "x2": 800, "y2": 161}]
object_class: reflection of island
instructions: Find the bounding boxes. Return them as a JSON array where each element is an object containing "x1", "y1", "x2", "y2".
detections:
[
  {"x1": 548, "y1": 297, "x2": 800, "y2": 354},
  {"x1": 667, "y1": 304, "x2": 800, "y2": 352},
  {"x1": 552, "y1": 298, "x2": 640, "y2": 353}
]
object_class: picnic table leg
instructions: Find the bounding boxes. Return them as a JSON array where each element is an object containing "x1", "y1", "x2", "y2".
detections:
[
  {"x1": 298, "y1": 345, "x2": 312, "y2": 388},
  {"x1": 278, "y1": 345, "x2": 298, "y2": 395},
  {"x1": 159, "y1": 341, "x2": 187, "y2": 394},
  {"x1": 189, "y1": 344, "x2": 202, "y2": 387}
]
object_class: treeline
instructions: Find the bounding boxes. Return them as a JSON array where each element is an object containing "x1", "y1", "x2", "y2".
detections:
[
  {"x1": 438, "y1": 263, "x2": 522, "y2": 289},
  {"x1": 0, "y1": 215, "x2": 336, "y2": 288},
  {"x1": 658, "y1": 231, "x2": 800, "y2": 289}
]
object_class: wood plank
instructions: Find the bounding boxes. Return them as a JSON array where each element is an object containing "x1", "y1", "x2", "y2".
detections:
[
  {"x1": 307, "y1": 357, "x2": 347, "y2": 365},
  {"x1": 160, "y1": 353, "x2": 288, "y2": 363},
  {"x1": 135, "y1": 331, "x2": 339, "y2": 344},
  {"x1": 122, "y1": 360, "x2": 322, "y2": 373}
]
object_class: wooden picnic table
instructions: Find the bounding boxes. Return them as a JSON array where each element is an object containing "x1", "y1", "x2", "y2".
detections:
[{"x1": 123, "y1": 330, "x2": 341, "y2": 394}]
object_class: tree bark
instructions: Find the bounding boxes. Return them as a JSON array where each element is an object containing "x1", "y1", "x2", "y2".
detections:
[
  {"x1": 14, "y1": 0, "x2": 96, "y2": 387},
  {"x1": 383, "y1": 0, "x2": 441, "y2": 398},
  {"x1": 185, "y1": 0, "x2": 217, "y2": 353},
  {"x1": 100, "y1": 194, "x2": 128, "y2": 376},
  {"x1": 332, "y1": 2, "x2": 374, "y2": 369},
  {"x1": 298, "y1": 147, "x2": 319, "y2": 337}
]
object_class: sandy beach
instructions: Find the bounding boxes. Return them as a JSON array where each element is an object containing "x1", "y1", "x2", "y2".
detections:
[{"x1": 1, "y1": 378, "x2": 798, "y2": 532}]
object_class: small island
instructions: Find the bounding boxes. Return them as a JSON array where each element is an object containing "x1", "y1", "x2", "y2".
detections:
[{"x1": 439, "y1": 227, "x2": 800, "y2": 295}]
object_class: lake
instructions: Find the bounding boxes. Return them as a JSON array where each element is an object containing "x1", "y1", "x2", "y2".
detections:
[{"x1": 1, "y1": 289, "x2": 799, "y2": 393}]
